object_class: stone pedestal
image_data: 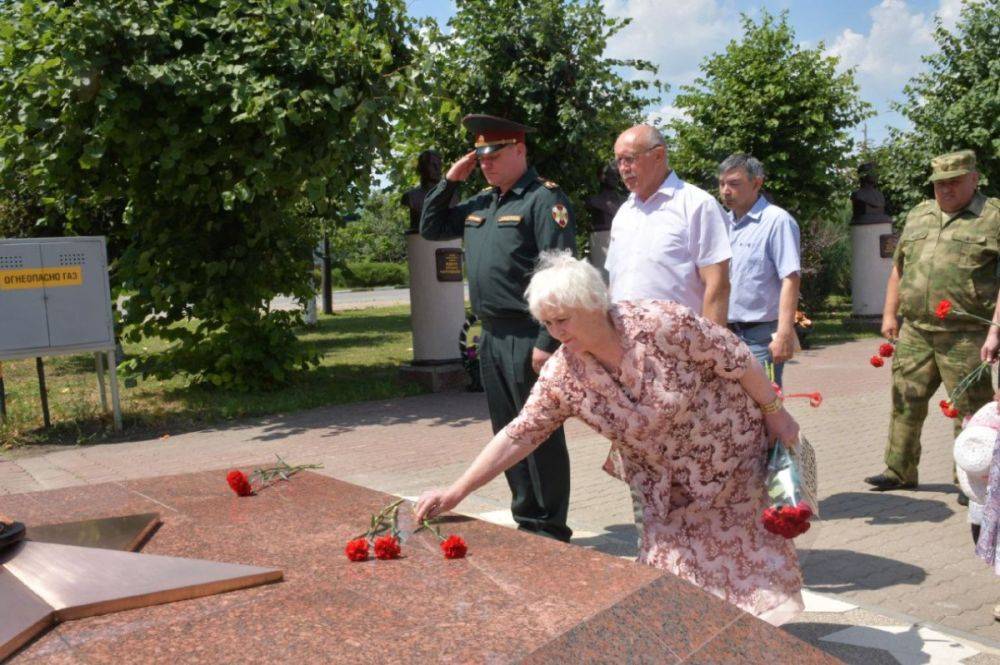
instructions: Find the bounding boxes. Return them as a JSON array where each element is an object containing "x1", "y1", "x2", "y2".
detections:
[
  {"x1": 397, "y1": 362, "x2": 468, "y2": 392},
  {"x1": 403, "y1": 232, "x2": 466, "y2": 376},
  {"x1": 1, "y1": 472, "x2": 839, "y2": 663},
  {"x1": 850, "y1": 220, "x2": 894, "y2": 317},
  {"x1": 588, "y1": 229, "x2": 610, "y2": 284}
]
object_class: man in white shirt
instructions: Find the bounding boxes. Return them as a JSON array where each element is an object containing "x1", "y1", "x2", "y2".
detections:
[
  {"x1": 605, "y1": 124, "x2": 732, "y2": 546},
  {"x1": 605, "y1": 124, "x2": 732, "y2": 324}
]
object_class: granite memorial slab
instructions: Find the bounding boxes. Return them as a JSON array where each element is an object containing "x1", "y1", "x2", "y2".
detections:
[{"x1": 0, "y1": 471, "x2": 839, "y2": 663}]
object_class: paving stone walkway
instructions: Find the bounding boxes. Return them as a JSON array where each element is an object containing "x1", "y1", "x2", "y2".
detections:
[{"x1": 3, "y1": 336, "x2": 1000, "y2": 663}]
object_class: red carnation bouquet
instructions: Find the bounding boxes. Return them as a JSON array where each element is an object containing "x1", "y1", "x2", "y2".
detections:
[
  {"x1": 762, "y1": 440, "x2": 819, "y2": 539},
  {"x1": 344, "y1": 499, "x2": 468, "y2": 562},
  {"x1": 868, "y1": 340, "x2": 895, "y2": 368}
]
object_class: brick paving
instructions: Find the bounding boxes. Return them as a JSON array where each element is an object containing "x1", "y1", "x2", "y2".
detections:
[{"x1": 3, "y1": 335, "x2": 1000, "y2": 660}]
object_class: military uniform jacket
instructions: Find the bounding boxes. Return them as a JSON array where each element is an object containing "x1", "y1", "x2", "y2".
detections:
[
  {"x1": 420, "y1": 166, "x2": 576, "y2": 352},
  {"x1": 894, "y1": 193, "x2": 1000, "y2": 331}
]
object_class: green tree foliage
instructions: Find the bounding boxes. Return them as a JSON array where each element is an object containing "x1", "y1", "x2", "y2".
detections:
[
  {"x1": 668, "y1": 11, "x2": 870, "y2": 308},
  {"x1": 0, "y1": 0, "x2": 416, "y2": 390},
  {"x1": 392, "y1": 0, "x2": 662, "y2": 226},
  {"x1": 329, "y1": 192, "x2": 409, "y2": 265},
  {"x1": 879, "y1": 0, "x2": 999, "y2": 220},
  {"x1": 670, "y1": 11, "x2": 871, "y2": 222}
]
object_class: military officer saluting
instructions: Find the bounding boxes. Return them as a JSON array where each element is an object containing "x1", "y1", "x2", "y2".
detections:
[
  {"x1": 867, "y1": 150, "x2": 1000, "y2": 497},
  {"x1": 420, "y1": 113, "x2": 576, "y2": 542}
]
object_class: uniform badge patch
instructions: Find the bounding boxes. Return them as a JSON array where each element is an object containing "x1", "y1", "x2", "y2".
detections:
[{"x1": 551, "y1": 204, "x2": 569, "y2": 228}]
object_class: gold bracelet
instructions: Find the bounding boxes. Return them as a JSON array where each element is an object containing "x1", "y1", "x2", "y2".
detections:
[{"x1": 760, "y1": 396, "x2": 783, "y2": 414}]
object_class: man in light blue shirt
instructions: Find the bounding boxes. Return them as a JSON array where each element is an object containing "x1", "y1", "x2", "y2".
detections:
[{"x1": 718, "y1": 154, "x2": 801, "y2": 387}]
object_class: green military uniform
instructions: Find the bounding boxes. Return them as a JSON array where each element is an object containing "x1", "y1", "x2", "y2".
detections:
[
  {"x1": 883, "y1": 151, "x2": 1000, "y2": 485},
  {"x1": 420, "y1": 121, "x2": 576, "y2": 542}
]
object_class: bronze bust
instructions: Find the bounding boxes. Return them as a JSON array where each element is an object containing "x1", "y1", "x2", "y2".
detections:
[
  {"x1": 584, "y1": 162, "x2": 626, "y2": 232},
  {"x1": 401, "y1": 150, "x2": 443, "y2": 233},
  {"x1": 850, "y1": 162, "x2": 891, "y2": 225}
]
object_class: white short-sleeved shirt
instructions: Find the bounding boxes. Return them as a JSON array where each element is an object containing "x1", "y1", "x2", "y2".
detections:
[{"x1": 605, "y1": 171, "x2": 732, "y2": 311}]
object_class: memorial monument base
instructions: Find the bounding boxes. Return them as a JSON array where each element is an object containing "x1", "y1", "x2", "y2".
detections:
[
  {"x1": 0, "y1": 471, "x2": 839, "y2": 663},
  {"x1": 398, "y1": 361, "x2": 468, "y2": 392}
]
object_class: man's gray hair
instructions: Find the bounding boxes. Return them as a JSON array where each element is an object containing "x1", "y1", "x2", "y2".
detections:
[
  {"x1": 525, "y1": 250, "x2": 610, "y2": 320},
  {"x1": 635, "y1": 124, "x2": 666, "y2": 149},
  {"x1": 718, "y1": 153, "x2": 765, "y2": 180}
]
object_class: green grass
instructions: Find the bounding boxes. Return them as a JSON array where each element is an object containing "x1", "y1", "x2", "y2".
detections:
[
  {"x1": 0, "y1": 306, "x2": 427, "y2": 450},
  {"x1": 801, "y1": 295, "x2": 881, "y2": 348}
]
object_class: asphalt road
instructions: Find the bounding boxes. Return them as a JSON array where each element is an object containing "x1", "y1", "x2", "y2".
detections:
[{"x1": 271, "y1": 284, "x2": 469, "y2": 312}]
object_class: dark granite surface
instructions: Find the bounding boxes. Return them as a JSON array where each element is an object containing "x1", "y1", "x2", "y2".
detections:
[{"x1": 1, "y1": 472, "x2": 840, "y2": 663}]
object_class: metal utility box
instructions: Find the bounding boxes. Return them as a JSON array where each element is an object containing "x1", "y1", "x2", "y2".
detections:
[
  {"x1": 1, "y1": 237, "x2": 114, "y2": 357},
  {"x1": 0, "y1": 237, "x2": 121, "y2": 429}
]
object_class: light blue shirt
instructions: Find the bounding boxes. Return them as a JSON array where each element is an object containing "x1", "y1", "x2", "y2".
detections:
[{"x1": 727, "y1": 196, "x2": 801, "y2": 323}]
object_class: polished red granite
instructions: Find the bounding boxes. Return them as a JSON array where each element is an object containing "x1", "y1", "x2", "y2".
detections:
[{"x1": 1, "y1": 472, "x2": 839, "y2": 664}]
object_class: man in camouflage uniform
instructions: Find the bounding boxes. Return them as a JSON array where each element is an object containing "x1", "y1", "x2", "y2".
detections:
[
  {"x1": 420, "y1": 114, "x2": 576, "y2": 542},
  {"x1": 866, "y1": 150, "x2": 1000, "y2": 495}
]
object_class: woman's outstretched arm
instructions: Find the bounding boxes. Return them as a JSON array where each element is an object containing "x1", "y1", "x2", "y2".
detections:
[{"x1": 414, "y1": 431, "x2": 536, "y2": 521}]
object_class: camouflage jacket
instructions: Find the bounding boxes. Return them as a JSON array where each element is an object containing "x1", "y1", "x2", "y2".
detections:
[{"x1": 894, "y1": 193, "x2": 1000, "y2": 331}]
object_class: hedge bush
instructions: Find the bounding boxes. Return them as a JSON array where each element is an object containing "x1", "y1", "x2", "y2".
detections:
[{"x1": 331, "y1": 262, "x2": 408, "y2": 288}]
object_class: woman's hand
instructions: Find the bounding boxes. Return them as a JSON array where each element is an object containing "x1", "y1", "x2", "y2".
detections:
[
  {"x1": 414, "y1": 487, "x2": 461, "y2": 522},
  {"x1": 764, "y1": 408, "x2": 800, "y2": 449}
]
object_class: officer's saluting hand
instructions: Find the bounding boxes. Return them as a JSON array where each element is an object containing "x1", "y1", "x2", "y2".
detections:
[{"x1": 445, "y1": 150, "x2": 478, "y2": 183}]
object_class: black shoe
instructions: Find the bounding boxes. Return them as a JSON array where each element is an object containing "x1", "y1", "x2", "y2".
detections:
[
  {"x1": 958, "y1": 491, "x2": 969, "y2": 506},
  {"x1": 864, "y1": 473, "x2": 917, "y2": 491}
]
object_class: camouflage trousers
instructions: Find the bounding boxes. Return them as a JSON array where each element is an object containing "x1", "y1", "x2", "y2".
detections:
[{"x1": 884, "y1": 322, "x2": 994, "y2": 484}]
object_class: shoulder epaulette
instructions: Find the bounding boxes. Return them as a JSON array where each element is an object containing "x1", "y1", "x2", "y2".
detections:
[{"x1": 537, "y1": 177, "x2": 559, "y2": 190}]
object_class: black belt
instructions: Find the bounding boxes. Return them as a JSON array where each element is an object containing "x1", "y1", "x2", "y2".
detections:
[
  {"x1": 479, "y1": 315, "x2": 536, "y2": 334},
  {"x1": 728, "y1": 320, "x2": 777, "y2": 332}
]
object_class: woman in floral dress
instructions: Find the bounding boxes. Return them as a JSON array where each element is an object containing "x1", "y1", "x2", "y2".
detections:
[{"x1": 416, "y1": 252, "x2": 803, "y2": 622}]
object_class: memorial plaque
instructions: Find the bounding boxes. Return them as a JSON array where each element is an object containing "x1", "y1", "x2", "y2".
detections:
[
  {"x1": 0, "y1": 509, "x2": 281, "y2": 661},
  {"x1": 27, "y1": 513, "x2": 161, "y2": 551},
  {"x1": 434, "y1": 247, "x2": 463, "y2": 282},
  {"x1": 879, "y1": 233, "x2": 898, "y2": 258}
]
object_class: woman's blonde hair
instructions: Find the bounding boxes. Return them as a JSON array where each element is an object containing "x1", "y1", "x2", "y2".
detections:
[{"x1": 524, "y1": 250, "x2": 610, "y2": 320}]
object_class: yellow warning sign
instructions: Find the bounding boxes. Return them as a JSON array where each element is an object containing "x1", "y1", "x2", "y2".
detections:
[{"x1": 0, "y1": 266, "x2": 83, "y2": 290}]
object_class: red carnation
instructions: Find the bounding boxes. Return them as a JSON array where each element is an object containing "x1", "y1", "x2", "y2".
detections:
[
  {"x1": 226, "y1": 470, "x2": 253, "y2": 496},
  {"x1": 935, "y1": 299, "x2": 952, "y2": 320},
  {"x1": 878, "y1": 343, "x2": 894, "y2": 358},
  {"x1": 869, "y1": 355, "x2": 884, "y2": 368},
  {"x1": 939, "y1": 399, "x2": 960, "y2": 419},
  {"x1": 373, "y1": 535, "x2": 401, "y2": 560},
  {"x1": 345, "y1": 538, "x2": 370, "y2": 562},
  {"x1": 441, "y1": 535, "x2": 468, "y2": 559}
]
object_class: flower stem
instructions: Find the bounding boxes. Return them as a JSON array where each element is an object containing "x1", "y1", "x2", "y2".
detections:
[
  {"x1": 947, "y1": 361, "x2": 992, "y2": 406},
  {"x1": 952, "y1": 307, "x2": 1000, "y2": 328}
]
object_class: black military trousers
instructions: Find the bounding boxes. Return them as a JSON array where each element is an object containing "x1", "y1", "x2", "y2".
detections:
[{"x1": 479, "y1": 317, "x2": 572, "y2": 543}]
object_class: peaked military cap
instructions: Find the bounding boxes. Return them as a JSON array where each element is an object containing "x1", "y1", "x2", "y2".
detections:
[
  {"x1": 928, "y1": 149, "x2": 977, "y2": 183},
  {"x1": 462, "y1": 114, "x2": 535, "y2": 156}
]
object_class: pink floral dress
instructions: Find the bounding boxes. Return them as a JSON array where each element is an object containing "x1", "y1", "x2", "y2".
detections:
[{"x1": 505, "y1": 300, "x2": 801, "y2": 615}]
